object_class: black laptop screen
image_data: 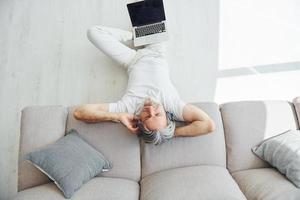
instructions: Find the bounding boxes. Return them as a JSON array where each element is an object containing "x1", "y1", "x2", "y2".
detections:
[{"x1": 127, "y1": 0, "x2": 166, "y2": 27}]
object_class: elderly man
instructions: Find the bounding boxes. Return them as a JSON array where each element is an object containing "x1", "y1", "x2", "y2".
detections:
[{"x1": 74, "y1": 25, "x2": 215, "y2": 144}]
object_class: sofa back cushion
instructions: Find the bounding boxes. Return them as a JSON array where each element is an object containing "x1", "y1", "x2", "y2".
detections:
[
  {"x1": 220, "y1": 101, "x2": 299, "y2": 173},
  {"x1": 293, "y1": 96, "x2": 300, "y2": 127},
  {"x1": 19, "y1": 106, "x2": 68, "y2": 191},
  {"x1": 141, "y1": 102, "x2": 226, "y2": 178},
  {"x1": 66, "y1": 106, "x2": 141, "y2": 182}
]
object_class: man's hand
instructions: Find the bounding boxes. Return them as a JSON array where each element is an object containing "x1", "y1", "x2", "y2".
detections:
[{"x1": 118, "y1": 113, "x2": 139, "y2": 134}]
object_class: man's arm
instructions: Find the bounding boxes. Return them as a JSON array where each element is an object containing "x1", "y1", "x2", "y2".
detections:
[
  {"x1": 174, "y1": 104, "x2": 215, "y2": 137},
  {"x1": 74, "y1": 104, "x2": 119, "y2": 122},
  {"x1": 73, "y1": 104, "x2": 139, "y2": 133}
]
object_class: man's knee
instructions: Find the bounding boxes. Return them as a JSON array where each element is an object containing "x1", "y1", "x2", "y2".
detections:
[{"x1": 86, "y1": 26, "x2": 107, "y2": 42}]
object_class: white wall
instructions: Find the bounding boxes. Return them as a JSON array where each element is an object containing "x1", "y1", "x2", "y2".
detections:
[
  {"x1": 0, "y1": 0, "x2": 219, "y2": 199},
  {"x1": 219, "y1": 0, "x2": 300, "y2": 69},
  {"x1": 216, "y1": 0, "x2": 300, "y2": 103}
]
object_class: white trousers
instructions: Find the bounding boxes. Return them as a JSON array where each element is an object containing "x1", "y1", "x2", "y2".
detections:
[{"x1": 86, "y1": 25, "x2": 166, "y2": 69}]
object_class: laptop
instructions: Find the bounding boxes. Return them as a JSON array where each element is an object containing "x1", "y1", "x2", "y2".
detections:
[{"x1": 127, "y1": 0, "x2": 169, "y2": 47}]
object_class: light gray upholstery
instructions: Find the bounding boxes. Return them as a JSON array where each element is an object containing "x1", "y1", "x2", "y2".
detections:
[
  {"x1": 26, "y1": 130, "x2": 112, "y2": 199},
  {"x1": 15, "y1": 177, "x2": 139, "y2": 200},
  {"x1": 220, "y1": 101, "x2": 298, "y2": 173},
  {"x1": 141, "y1": 102, "x2": 226, "y2": 177},
  {"x1": 18, "y1": 100, "x2": 300, "y2": 199},
  {"x1": 232, "y1": 168, "x2": 300, "y2": 200},
  {"x1": 252, "y1": 129, "x2": 300, "y2": 188},
  {"x1": 140, "y1": 165, "x2": 247, "y2": 200},
  {"x1": 66, "y1": 106, "x2": 141, "y2": 182},
  {"x1": 293, "y1": 96, "x2": 300, "y2": 127},
  {"x1": 19, "y1": 106, "x2": 68, "y2": 191}
]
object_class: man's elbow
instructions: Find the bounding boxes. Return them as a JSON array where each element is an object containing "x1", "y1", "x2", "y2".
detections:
[
  {"x1": 193, "y1": 119, "x2": 215, "y2": 136},
  {"x1": 198, "y1": 119, "x2": 215, "y2": 134},
  {"x1": 207, "y1": 119, "x2": 216, "y2": 133},
  {"x1": 73, "y1": 107, "x2": 85, "y2": 120}
]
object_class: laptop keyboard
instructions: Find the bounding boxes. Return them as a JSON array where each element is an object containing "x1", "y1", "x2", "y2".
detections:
[{"x1": 135, "y1": 23, "x2": 166, "y2": 38}]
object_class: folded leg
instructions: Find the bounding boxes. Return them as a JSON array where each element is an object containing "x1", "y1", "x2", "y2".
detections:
[{"x1": 87, "y1": 25, "x2": 137, "y2": 68}]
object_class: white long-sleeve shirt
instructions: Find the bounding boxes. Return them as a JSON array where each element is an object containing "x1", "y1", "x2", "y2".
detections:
[{"x1": 87, "y1": 25, "x2": 186, "y2": 121}]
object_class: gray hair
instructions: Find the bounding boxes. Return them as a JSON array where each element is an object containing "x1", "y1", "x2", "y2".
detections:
[
  {"x1": 134, "y1": 97, "x2": 176, "y2": 145},
  {"x1": 137, "y1": 111, "x2": 176, "y2": 145}
]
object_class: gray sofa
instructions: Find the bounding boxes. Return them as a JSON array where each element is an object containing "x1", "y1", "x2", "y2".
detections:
[{"x1": 15, "y1": 100, "x2": 300, "y2": 200}]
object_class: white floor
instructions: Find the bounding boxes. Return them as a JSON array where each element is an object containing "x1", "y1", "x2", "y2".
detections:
[{"x1": 0, "y1": 0, "x2": 219, "y2": 199}]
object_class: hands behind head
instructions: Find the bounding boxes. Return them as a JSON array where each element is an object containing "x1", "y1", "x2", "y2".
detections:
[{"x1": 119, "y1": 113, "x2": 140, "y2": 134}]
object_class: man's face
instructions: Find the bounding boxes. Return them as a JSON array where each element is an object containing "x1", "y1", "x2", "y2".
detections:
[{"x1": 139, "y1": 99, "x2": 167, "y2": 131}]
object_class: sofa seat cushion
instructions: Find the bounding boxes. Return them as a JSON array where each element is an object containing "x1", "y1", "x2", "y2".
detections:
[
  {"x1": 232, "y1": 168, "x2": 300, "y2": 200},
  {"x1": 15, "y1": 177, "x2": 139, "y2": 200},
  {"x1": 140, "y1": 165, "x2": 246, "y2": 200}
]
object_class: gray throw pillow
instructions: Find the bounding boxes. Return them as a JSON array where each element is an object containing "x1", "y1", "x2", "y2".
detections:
[
  {"x1": 25, "y1": 129, "x2": 112, "y2": 199},
  {"x1": 252, "y1": 129, "x2": 300, "y2": 188}
]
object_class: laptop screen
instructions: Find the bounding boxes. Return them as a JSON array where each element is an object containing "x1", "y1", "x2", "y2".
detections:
[{"x1": 127, "y1": 0, "x2": 166, "y2": 27}]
